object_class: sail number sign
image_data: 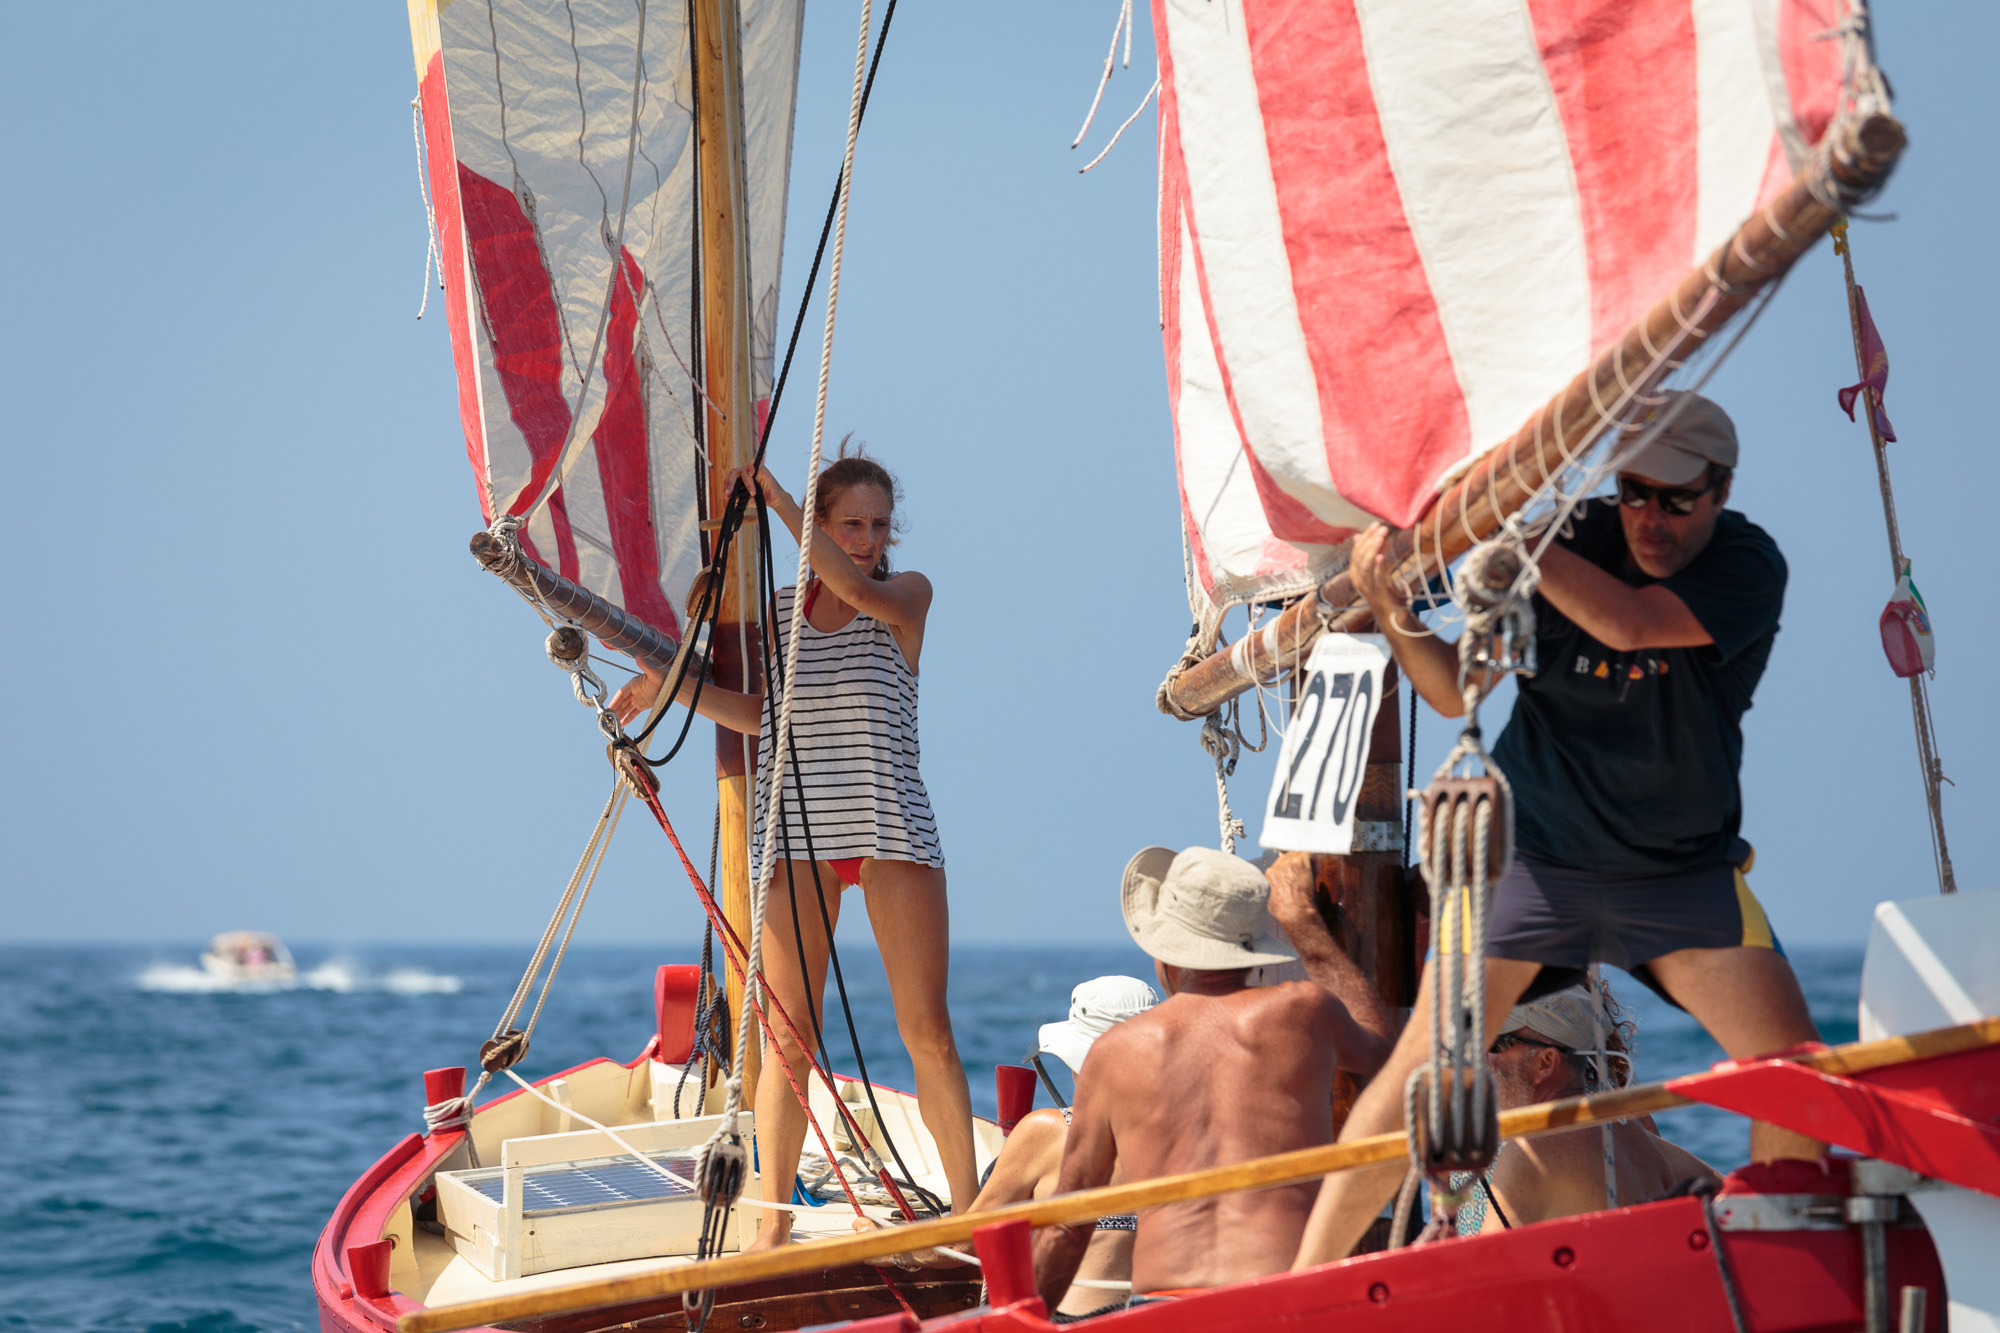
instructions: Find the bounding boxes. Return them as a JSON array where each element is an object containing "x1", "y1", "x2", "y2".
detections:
[{"x1": 1260, "y1": 634, "x2": 1391, "y2": 854}]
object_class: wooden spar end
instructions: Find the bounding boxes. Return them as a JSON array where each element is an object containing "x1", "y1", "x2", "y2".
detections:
[
  {"x1": 398, "y1": 1015, "x2": 2000, "y2": 1333},
  {"x1": 468, "y1": 530, "x2": 682, "y2": 673},
  {"x1": 1162, "y1": 107, "x2": 1908, "y2": 722}
]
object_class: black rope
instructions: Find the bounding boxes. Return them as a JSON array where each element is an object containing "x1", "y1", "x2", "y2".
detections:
[
  {"x1": 754, "y1": 491, "x2": 946, "y2": 1219},
  {"x1": 632, "y1": 481, "x2": 750, "y2": 759},
  {"x1": 747, "y1": 0, "x2": 901, "y2": 478},
  {"x1": 635, "y1": 0, "x2": 902, "y2": 761},
  {"x1": 1404, "y1": 682, "x2": 1417, "y2": 870},
  {"x1": 1697, "y1": 1182, "x2": 1751, "y2": 1333}
]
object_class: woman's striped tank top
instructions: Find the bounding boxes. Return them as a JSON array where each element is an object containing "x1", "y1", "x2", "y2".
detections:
[{"x1": 751, "y1": 582, "x2": 944, "y2": 883}]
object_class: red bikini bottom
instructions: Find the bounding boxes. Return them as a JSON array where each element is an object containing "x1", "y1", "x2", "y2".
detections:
[{"x1": 827, "y1": 858, "x2": 865, "y2": 887}]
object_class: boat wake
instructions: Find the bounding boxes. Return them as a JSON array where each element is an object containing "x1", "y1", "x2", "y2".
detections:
[{"x1": 135, "y1": 960, "x2": 464, "y2": 994}]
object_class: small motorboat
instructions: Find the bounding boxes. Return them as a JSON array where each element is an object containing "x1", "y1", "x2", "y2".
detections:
[{"x1": 200, "y1": 931, "x2": 297, "y2": 985}]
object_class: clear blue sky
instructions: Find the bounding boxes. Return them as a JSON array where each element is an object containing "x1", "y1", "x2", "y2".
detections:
[{"x1": 2, "y1": 4, "x2": 1991, "y2": 948}]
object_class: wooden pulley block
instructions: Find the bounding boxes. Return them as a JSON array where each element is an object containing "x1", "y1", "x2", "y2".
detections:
[
  {"x1": 1410, "y1": 1064, "x2": 1501, "y2": 1178},
  {"x1": 607, "y1": 740, "x2": 661, "y2": 799},
  {"x1": 545, "y1": 625, "x2": 588, "y2": 666},
  {"x1": 1416, "y1": 776, "x2": 1510, "y2": 884},
  {"x1": 480, "y1": 1027, "x2": 530, "y2": 1073}
]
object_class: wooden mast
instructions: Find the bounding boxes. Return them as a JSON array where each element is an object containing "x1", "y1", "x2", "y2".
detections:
[
  {"x1": 1313, "y1": 664, "x2": 1416, "y2": 1137},
  {"x1": 693, "y1": 0, "x2": 761, "y2": 1107}
]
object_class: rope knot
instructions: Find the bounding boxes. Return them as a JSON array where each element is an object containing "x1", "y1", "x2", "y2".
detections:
[{"x1": 422, "y1": 1096, "x2": 474, "y2": 1135}]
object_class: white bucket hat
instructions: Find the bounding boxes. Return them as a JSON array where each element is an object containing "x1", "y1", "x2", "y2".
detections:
[
  {"x1": 1033, "y1": 975, "x2": 1159, "y2": 1075},
  {"x1": 1121, "y1": 846, "x2": 1297, "y2": 971}
]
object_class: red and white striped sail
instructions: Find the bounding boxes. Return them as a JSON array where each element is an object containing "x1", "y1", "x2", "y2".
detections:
[
  {"x1": 409, "y1": 0, "x2": 803, "y2": 641},
  {"x1": 1157, "y1": 0, "x2": 1846, "y2": 611}
]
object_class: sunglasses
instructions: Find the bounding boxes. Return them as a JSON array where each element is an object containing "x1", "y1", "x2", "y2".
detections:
[
  {"x1": 1488, "y1": 1031, "x2": 1567, "y2": 1056},
  {"x1": 1618, "y1": 475, "x2": 1715, "y2": 517}
]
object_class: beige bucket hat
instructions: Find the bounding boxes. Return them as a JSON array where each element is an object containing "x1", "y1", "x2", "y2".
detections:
[{"x1": 1121, "y1": 846, "x2": 1297, "y2": 971}]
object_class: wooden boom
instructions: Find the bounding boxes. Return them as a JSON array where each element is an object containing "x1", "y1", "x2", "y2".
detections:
[
  {"x1": 469, "y1": 530, "x2": 680, "y2": 672},
  {"x1": 397, "y1": 1013, "x2": 1999, "y2": 1333},
  {"x1": 1163, "y1": 110, "x2": 1907, "y2": 721}
]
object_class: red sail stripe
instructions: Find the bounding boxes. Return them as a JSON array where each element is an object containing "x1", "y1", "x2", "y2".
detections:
[
  {"x1": 419, "y1": 54, "x2": 488, "y2": 524},
  {"x1": 1156, "y1": 5, "x2": 1351, "y2": 549},
  {"x1": 1237, "y1": 0, "x2": 1470, "y2": 531},
  {"x1": 1779, "y1": 0, "x2": 1842, "y2": 150},
  {"x1": 1526, "y1": 0, "x2": 1699, "y2": 359},
  {"x1": 1156, "y1": 83, "x2": 1216, "y2": 592},
  {"x1": 456, "y1": 164, "x2": 578, "y2": 579},
  {"x1": 592, "y1": 248, "x2": 681, "y2": 641}
]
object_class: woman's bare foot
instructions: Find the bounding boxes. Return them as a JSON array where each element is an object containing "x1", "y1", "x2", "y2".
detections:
[
  {"x1": 850, "y1": 1214, "x2": 956, "y2": 1269},
  {"x1": 743, "y1": 1213, "x2": 792, "y2": 1253}
]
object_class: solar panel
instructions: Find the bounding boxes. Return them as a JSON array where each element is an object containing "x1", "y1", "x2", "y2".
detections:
[{"x1": 468, "y1": 1153, "x2": 701, "y2": 1217}]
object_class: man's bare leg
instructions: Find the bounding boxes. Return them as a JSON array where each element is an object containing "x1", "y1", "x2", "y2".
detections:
[
  {"x1": 1644, "y1": 946, "x2": 1825, "y2": 1163},
  {"x1": 1292, "y1": 957, "x2": 1544, "y2": 1269},
  {"x1": 745, "y1": 861, "x2": 839, "y2": 1249}
]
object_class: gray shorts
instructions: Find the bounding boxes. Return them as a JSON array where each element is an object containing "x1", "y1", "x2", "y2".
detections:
[{"x1": 1485, "y1": 853, "x2": 1782, "y2": 1002}]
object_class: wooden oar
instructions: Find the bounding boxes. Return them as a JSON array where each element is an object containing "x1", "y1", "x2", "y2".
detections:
[{"x1": 399, "y1": 1016, "x2": 2000, "y2": 1333}]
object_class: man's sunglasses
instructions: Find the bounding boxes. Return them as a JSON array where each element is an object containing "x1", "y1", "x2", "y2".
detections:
[{"x1": 1618, "y1": 475, "x2": 1714, "y2": 517}]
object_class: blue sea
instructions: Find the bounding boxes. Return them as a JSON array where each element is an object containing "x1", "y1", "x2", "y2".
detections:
[{"x1": 0, "y1": 941, "x2": 1865, "y2": 1332}]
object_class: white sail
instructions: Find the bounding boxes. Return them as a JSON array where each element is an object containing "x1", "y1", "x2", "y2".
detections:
[
  {"x1": 1154, "y1": 0, "x2": 1849, "y2": 613},
  {"x1": 409, "y1": 0, "x2": 803, "y2": 640}
]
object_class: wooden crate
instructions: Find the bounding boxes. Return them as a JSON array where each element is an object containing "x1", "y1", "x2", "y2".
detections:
[{"x1": 434, "y1": 1113, "x2": 757, "y2": 1281}]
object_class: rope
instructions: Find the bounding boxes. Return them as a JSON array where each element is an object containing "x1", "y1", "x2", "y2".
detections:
[
  {"x1": 635, "y1": 782, "x2": 940, "y2": 1244},
  {"x1": 426, "y1": 778, "x2": 629, "y2": 1164},
  {"x1": 1077, "y1": 80, "x2": 1158, "y2": 176},
  {"x1": 410, "y1": 96, "x2": 443, "y2": 320},
  {"x1": 1391, "y1": 555, "x2": 1535, "y2": 1245},
  {"x1": 730, "y1": 0, "x2": 874, "y2": 1148},
  {"x1": 754, "y1": 496, "x2": 941, "y2": 1219},
  {"x1": 745, "y1": 0, "x2": 901, "y2": 481},
  {"x1": 1200, "y1": 712, "x2": 1245, "y2": 854},
  {"x1": 1830, "y1": 218, "x2": 1957, "y2": 895},
  {"x1": 1588, "y1": 962, "x2": 1617, "y2": 1210},
  {"x1": 1070, "y1": 0, "x2": 1132, "y2": 150}
]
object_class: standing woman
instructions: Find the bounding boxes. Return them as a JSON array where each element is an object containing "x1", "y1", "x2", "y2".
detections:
[{"x1": 611, "y1": 446, "x2": 974, "y2": 1246}]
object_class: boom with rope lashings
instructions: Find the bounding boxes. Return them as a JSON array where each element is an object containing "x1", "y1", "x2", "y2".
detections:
[
  {"x1": 395, "y1": 1015, "x2": 2000, "y2": 1333},
  {"x1": 1162, "y1": 109, "x2": 1906, "y2": 722}
]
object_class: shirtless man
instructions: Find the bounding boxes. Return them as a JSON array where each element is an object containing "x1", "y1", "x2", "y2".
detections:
[
  {"x1": 1032, "y1": 849, "x2": 1394, "y2": 1307},
  {"x1": 1451, "y1": 983, "x2": 1719, "y2": 1235}
]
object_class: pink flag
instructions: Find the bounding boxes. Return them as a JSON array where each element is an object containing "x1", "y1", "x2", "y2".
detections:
[{"x1": 1838, "y1": 285, "x2": 1898, "y2": 442}]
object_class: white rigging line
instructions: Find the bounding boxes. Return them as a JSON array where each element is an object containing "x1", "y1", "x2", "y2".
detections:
[
  {"x1": 1070, "y1": 1, "x2": 1155, "y2": 175},
  {"x1": 410, "y1": 97, "x2": 444, "y2": 320},
  {"x1": 721, "y1": 0, "x2": 876, "y2": 1144},
  {"x1": 1071, "y1": 0, "x2": 1133, "y2": 149},
  {"x1": 1078, "y1": 79, "x2": 1159, "y2": 176}
]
